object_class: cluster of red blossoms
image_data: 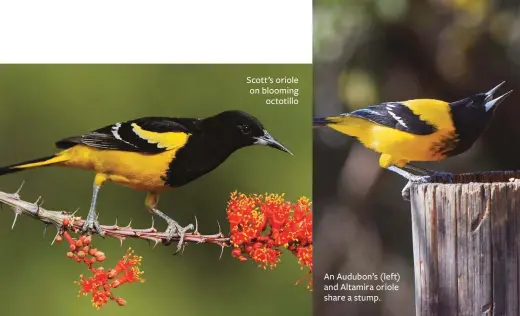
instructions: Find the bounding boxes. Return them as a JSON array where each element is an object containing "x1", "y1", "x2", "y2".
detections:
[
  {"x1": 227, "y1": 192, "x2": 313, "y2": 289},
  {"x1": 55, "y1": 218, "x2": 144, "y2": 309}
]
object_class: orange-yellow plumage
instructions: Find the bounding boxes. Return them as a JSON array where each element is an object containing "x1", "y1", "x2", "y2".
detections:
[
  {"x1": 324, "y1": 99, "x2": 457, "y2": 167},
  {"x1": 10, "y1": 130, "x2": 191, "y2": 191},
  {"x1": 58, "y1": 144, "x2": 185, "y2": 191}
]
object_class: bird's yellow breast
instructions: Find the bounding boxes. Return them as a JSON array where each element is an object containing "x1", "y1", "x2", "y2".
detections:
[
  {"x1": 329, "y1": 119, "x2": 454, "y2": 163},
  {"x1": 327, "y1": 99, "x2": 457, "y2": 167},
  {"x1": 58, "y1": 145, "x2": 177, "y2": 191}
]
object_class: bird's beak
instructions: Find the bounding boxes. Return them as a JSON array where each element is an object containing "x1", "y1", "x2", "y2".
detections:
[
  {"x1": 484, "y1": 81, "x2": 513, "y2": 112},
  {"x1": 254, "y1": 130, "x2": 293, "y2": 155}
]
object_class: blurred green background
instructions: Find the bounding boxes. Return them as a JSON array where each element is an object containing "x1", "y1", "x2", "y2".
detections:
[
  {"x1": 0, "y1": 65, "x2": 312, "y2": 316},
  {"x1": 314, "y1": 0, "x2": 520, "y2": 315}
]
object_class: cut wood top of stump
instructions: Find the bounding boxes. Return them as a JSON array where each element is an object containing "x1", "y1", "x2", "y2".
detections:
[{"x1": 428, "y1": 171, "x2": 520, "y2": 184}]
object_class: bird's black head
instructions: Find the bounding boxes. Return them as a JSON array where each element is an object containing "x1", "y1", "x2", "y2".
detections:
[
  {"x1": 201, "y1": 110, "x2": 293, "y2": 155},
  {"x1": 447, "y1": 82, "x2": 512, "y2": 155}
]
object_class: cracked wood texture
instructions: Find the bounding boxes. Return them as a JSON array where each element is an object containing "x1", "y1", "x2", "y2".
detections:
[{"x1": 410, "y1": 171, "x2": 520, "y2": 316}]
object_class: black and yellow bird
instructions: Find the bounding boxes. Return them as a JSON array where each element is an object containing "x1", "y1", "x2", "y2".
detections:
[
  {"x1": 0, "y1": 110, "x2": 292, "y2": 250},
  {"x1": 314, "y1": 82, "x2": 512, "y2": 200}
]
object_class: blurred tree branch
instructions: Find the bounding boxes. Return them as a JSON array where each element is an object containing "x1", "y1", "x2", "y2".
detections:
[{"x1": 0, "y1": 183, "x2": 230, "y2": 254}]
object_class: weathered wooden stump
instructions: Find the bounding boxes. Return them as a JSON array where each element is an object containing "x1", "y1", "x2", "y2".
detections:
[{"x1": 410, "y1": 171, "x2": 520, "y2": 316}]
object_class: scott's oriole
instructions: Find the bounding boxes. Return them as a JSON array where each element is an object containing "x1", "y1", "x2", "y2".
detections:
[
  {"x1": 314, "y1": 82, "x2": 512, "y2": 200},
  {"x1": 0, "y1": 110, "x2": 292, "y2": 250}
]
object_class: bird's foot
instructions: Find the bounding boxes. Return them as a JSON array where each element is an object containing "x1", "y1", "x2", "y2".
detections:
[
  {"x1": 387, "y1": 166, "x2": 454, "y2": 201},
  {"x1": 401, "y1": 171, "x2": 454, "y2": 201},
  {"x1": 401, "y1": 175, "x2": 430, "y2": 201},
  {"x1": 165, "y1": 218, "x2": 195, "y2": 254},
  {"x1": 81, "y1": 210, "x2": 104, "y2": 236},
  {"x1": 149, "y1": 207, "x2": 194, "y2": 253}
]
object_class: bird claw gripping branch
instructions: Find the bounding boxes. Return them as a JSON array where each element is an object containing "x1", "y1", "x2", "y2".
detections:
[{"x1": 81, "y1": 211, "x2": 104, "y2": 237}]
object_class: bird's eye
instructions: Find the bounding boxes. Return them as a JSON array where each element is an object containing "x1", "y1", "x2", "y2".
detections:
[{"x1": 239, "y1": 125, "x2": 251, "y2": 134}]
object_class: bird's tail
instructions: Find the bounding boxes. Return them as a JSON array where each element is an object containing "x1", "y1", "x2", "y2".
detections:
[
  {"x1": 313, "y1": 114, "x2": 369, "y2": 138},
  {"x1": 313, "y1": 115, "x2": 346, "y2": 128},
  {"x1": 0, "y1": 154, "x2": 68, "y2": 176}
]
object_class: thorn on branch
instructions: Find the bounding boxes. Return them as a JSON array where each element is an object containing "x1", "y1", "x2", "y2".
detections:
[
  {"x1": 11, "y1": 209, "x2": 21, "y2": 230},
  {"x1": 51, "y1": 229, "x2": 61, "y2": 245},
  {"x1": 219, "y1": 244, "x2": 225, "y2": 260},
  {"x1": 15, "y1": 180, "x2": 25, "y2": 196},
  {"x1": 194, "y1": 215, "x2": 199, "y2": 234},
  {"x1": 217, "y1": 220, "x2": 222, "y2": 236}
]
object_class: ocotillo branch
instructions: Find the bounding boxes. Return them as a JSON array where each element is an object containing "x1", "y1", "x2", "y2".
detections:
[{"x1": 0, "y1": 183, "x2": 230, "y2": 254}]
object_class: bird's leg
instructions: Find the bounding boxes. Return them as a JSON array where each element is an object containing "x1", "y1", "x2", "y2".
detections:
[
  {"x1": 81, "y1": 174, "x2": 107, "y2": 236},
  {"x1": 401, "y1": 164, "x2": 430, "y2": 176},
  {"x1": 145, "y1": 192, "x2": 194, "y2": 253},
  {"x1": 386, "y1": 166, "x2": 433, "y2": 201}
]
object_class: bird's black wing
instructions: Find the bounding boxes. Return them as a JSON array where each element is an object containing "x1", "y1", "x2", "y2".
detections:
[
  {"x1": 55, "y1": 117, "x2": 200, "y2": 154},
  {"x1": 348, "y1": 102, "x2": 437, "y2": 135}
]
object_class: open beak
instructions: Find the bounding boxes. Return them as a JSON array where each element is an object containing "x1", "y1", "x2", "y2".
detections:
[
  {"x1": 254, "y1": 130, "x2": 293, "y2": 155},
  {"x1": 484, "y1": 81, "x2": 513, "y2": 112}
]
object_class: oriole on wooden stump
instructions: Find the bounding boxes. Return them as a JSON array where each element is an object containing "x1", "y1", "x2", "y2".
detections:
[
  {"x1": 0, "y1": 110, "x2": 293, "y2": 250},
  {"x1": 314, "y1": 82, "x2": 512, "y2": 200}
]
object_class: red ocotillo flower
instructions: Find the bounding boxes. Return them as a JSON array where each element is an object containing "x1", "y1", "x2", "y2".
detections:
[
  {"x1": 227, "y1": 192, "x2": 313, "y2": 289},
  {"x1": 57, "y1": 218, "x2": 144, "y2": 309}
]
